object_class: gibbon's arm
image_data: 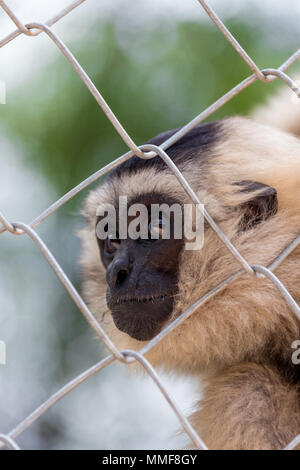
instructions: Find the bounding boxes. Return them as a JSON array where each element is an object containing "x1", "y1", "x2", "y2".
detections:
[
  {"x1": 252, "y1": 82, "x2": 300, "y2": 137},
  {"x1": 190, "y1": 363, "x2": 300, "y2": 450}
]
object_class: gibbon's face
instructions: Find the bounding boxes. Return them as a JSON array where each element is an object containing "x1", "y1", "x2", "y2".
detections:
[
  {"x1": 81, "y1": 116, "x2": 300, "y2": 356},
  {"x1": 96, "y1": 194, "x2": 184, "y2": 341}
]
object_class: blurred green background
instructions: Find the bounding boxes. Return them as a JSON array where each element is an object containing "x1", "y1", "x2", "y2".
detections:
[
  {"x1": 3, "y1": 19, "x2": 295, "y2": 196},
  {"x1": 0, "y1": 0, "x2": 299, "y2": 449}
]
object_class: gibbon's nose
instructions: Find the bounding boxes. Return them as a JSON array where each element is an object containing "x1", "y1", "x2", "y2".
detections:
[{"x1": 106, "y1": 257, "x2": 130, "y2": 290}]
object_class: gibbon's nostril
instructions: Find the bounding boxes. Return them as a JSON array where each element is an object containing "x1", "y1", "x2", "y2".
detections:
[
  {"x1": 116, "y1": 269, "x2": 128, "y2": 287},
  {"x1": 106, "y1": 257, "x2": 130, "y2": 289}
]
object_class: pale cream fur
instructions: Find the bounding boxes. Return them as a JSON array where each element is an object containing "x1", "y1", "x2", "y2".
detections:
[
  {"x1": 253, "y1": 84, "x2": 300, "y2": 138},
  {"x1": 79, "y1": 87, "x2": 300, "y2": 449}
]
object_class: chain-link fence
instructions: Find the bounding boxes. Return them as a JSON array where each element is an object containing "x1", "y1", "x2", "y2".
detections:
[{"x1": 0, "y1": 0, "x2": 300, "y2": 451}]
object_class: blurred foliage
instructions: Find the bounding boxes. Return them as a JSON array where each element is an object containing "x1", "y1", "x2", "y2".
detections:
[{"x1": 2, "y1": 19, "x2": 292, "y2": 201}]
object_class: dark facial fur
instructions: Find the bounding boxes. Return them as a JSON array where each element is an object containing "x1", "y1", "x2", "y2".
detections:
[{"x1": 96, "y1": 194, "x2": 184, "y2": 341}]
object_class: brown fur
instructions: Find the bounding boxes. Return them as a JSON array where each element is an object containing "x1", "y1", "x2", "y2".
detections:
[
  {"x1": 191, "y1": 363, "x2": 300, "y2": 450},
  {"x1": 79, "y1": 87, "x2": 300, "y2": 450}
]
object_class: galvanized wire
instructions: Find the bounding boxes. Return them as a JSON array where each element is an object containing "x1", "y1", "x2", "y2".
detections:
[
  {"x1": 0, "y1": 434, "x2": 20, "y2": 450},
  {"x1": 0, "y1": 0, "x2": 300, "y2": 451}
]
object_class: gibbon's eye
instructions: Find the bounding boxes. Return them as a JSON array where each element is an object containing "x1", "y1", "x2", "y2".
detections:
[
  {"x1": 149, "y1": 217, "x2": 165, "y2": 239},
  {"x1": 105, "y1": 234, "x2": 120, "y2": 254}
]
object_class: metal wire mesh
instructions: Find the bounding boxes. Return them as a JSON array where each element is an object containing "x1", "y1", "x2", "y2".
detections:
[{"x1": 0, "y1": 0, "x2": 300, "y2": 451}]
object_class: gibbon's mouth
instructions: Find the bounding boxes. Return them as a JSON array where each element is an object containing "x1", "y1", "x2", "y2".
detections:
[
  {"x1": 107, "y1": 292, "x2": 175, "y2": 341},
  {"x1": 114, "y1": 293, "x2": 170, "y2": 305}
]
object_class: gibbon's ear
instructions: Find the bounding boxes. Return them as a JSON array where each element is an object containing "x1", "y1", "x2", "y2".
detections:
[{"x1": 234, "y1": 180, "x2": 278, "y2": 231}]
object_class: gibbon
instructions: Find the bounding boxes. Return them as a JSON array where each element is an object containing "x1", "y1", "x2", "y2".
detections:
[{"x1": 79, "y1": 85, "x2": 300, "y2": 450}]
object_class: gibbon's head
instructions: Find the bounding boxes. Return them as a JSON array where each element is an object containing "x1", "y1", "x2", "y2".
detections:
[{"x1": 80, "y1": 117, "x2": 300, "y2": 371}]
